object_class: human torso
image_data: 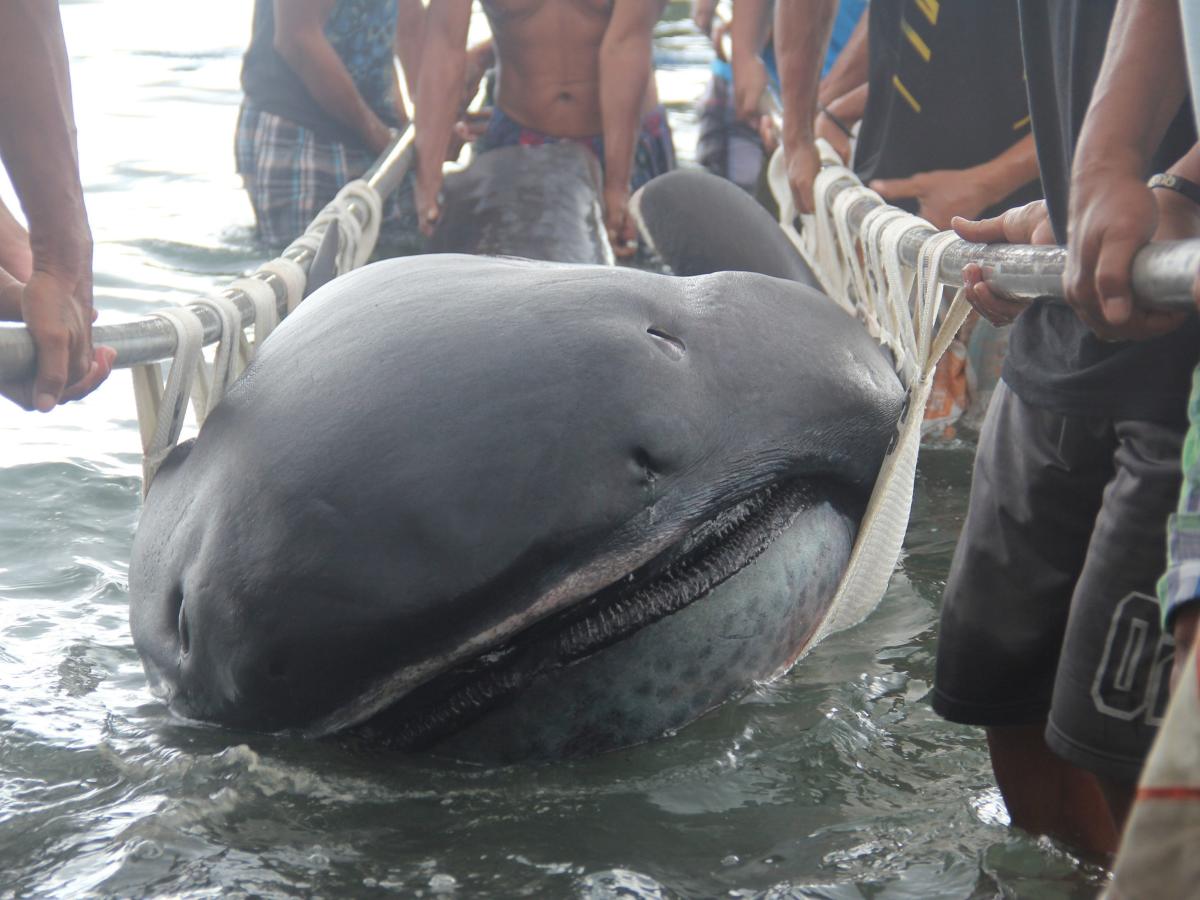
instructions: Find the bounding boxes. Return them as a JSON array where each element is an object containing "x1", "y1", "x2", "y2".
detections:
[{"x1": 482, "y1": 0, "x2": 614, "y2": 137}]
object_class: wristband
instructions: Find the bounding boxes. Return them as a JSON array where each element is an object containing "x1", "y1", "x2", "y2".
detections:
[
  {"x1": 818, "y1": 105, "x2": 855, "y2": 140},
  {"x1": 1148, "y1": 172, "x2": 1200, "y2": 207}
]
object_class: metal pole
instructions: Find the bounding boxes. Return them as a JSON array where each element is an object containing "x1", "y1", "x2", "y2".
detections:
[
  {"x1": 815, "y1": 169, "x2": 1200, "y2": 312},
  {"x1": 0, "y1": 126, "x2": 415, "y2": 382}
]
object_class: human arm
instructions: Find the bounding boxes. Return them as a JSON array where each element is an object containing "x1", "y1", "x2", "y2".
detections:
[
  {"x1": 817, "y1": 8, "x2": 868, "y2": 107},
  {"x1": 272, "y1": 0, "x2": 395, "y2": 154},
  {"x1": 692, "y1": 0, "x2": 718, "y2": 39},
  {"x1": 950, "y1": 200, "x2": 1056, "y2": 326},
  {"x1": 599, "y1": 0, "x2": 666, "y2": 257},
  {"x1": 394, "y1": 0, "x2": 426, "y2": 100},
  {"x1": 1065, "y1": 0, "x2": 1191, "y2": 341},
  {"x1": 814, "y1": 81, "x2": 867, "y2": 162},
  {"x1": 412, "y1": 0, "x2": 472, "y2": 236},
  {"x1": 870, "y1": 132, "x2": 1039, "y2": 230},
  {"x1": 731, "y1": 0, "x2": 772, "y2": 122},
  {"x1": 0, "y1": 198, "x2": 32, "y2": 282},
  {"x1": 775, "y1": 0, "x2": 839, "y2": 213},
  {"x1": 0, "y1": 1, "x2": 112, "y2": 411}
]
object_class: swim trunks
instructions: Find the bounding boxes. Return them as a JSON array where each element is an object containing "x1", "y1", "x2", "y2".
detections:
[
  {"x1": 235, "y1": 102, "x2": 419, "y2": 252},
  {"x1": 695, "y1": 71, "x2": 765, "y2": 194},
  {"x1": 474, "y1": 105, "x2": 675, "y2": 191},
  {"x1": 932, "y1": 381, "x2": 1182, "y2": 782}
]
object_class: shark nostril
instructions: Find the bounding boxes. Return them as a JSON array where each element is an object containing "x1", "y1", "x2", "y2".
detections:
[{"x1": 646, "y1": 327, "x2": 685, "y2": 360}]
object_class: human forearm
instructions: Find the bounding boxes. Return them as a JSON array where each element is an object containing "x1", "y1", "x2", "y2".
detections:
[
  {"x1": 395, "y1": 0, "x2": 426, "y2": 96},
  {"x1": 599, "y1": 25, "x2": 653, "y2": 193},
  {"x1": 775, "y1": 0, "x2": 838, "y2": 212},
  {"x1": 776, "y1": 0, "x2": 837, "y2": 151},
  {"x1": 730, "y1": 0, "x2": 772, "y2": 120},
  {"x1": 413, "y1": 45, "x2": 467, "y2": 187},
  {"x1": 823, "y1": 82, "x2": 867, "y2": 124},
  {"x1": 1074, "y1": 0, "x2": 1188, "y2": 181},
  {"x1": 0, "y1": 1, "x2": 89, "y2": 283},
  {"x1": 969, "y1": 133, "x2": 1039, "y2": 209},
  {"x1": 276, "y1": 29, "x2": 392, "y2": 152},
  {"x1": 731, "y1": 0, "x2": 771, "y2": 56},
  {"x1": 0, "y1": 199, "x2": 32, "y2": 283},
  {"x1": 818, "y1": 8, "x2": 868, "y2": 106}
]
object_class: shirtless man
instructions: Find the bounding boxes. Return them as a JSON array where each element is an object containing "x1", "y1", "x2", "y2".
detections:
[{"x1": 414, "y1": 0, "x2": 667, "y2": 257}]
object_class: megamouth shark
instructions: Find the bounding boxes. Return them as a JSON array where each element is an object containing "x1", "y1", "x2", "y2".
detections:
[{"x1": 130, "y1": 145, "x2": 904, "y2": 761}]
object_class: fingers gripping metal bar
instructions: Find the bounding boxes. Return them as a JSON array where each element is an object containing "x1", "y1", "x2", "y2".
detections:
[{"x1": 0, "y1": 126, "x2": 415, "y2": 382}]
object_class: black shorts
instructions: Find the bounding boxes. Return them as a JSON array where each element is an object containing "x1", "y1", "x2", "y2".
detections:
[{"x1": 932, "y1": 382, "x2": 1183, "y2": 782}]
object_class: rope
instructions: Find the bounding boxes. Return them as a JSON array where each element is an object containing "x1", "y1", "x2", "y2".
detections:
[
  {"x1": 766, "y1": 143, "x2": 973, "y2": 642},
  {"x1": 191, "y1": 292, "x2": 245, "y2": 423},
  {"x1": 285, "y1": 179, "x2": 383, "y2": 276},
  {"x1": 228, "y1": 275, "x2": 280, "y2": 350},
  {"x1": 131, "y1": 307, "x2": 204, "y2": 492}
]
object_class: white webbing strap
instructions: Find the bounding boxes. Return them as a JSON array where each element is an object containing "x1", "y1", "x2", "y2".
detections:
[
  {"x1": 766, "y1": 144, "x2": 980, "y2": 642},
  {"x1": 257, "y1": 257, "x2": 306, "y2": 316},
  {"x1": 286, "y1": 178, "x2": 383, "y2": 277},
  {"x1": 232, "y1": 274, "x2": 281, "y2": 348},
  {"x1": 813, "y1": 232, "x2": 971, "y2": 642},
  {"x1": 132, "y1": 307, "x2": 205, "y2": 492},
  {"x1": 191, "y1": 292, "x2": 244, "y2": 423}
]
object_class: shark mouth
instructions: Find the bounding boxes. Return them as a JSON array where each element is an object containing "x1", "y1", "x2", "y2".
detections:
[{"x1": 350, "y1": 478, "x2": 845, "y2": 750}]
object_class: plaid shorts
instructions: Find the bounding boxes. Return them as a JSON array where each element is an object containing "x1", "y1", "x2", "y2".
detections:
[
  {"x1": 234, "y1": 101, "x2": 419, "y2": 252},
  {"x1": 695, "y1": 72, "x2": 766, "y2": 194}
]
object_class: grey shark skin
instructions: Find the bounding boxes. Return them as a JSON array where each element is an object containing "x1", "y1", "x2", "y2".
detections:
[
  {"x1": 427, "y1": 142, "x2": 613, "y2": 265},
  {"x1": 632, "y1": 168, "x2": 821, "y2": 286},
  {"x1": 130, "y1": 254, "x2": 903, "y2": 761}
]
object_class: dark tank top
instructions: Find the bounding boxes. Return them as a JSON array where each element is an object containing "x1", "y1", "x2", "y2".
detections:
[
  {"x1": 240, "y1": 0, "x2": 402, "y2": 145},
  {"x1": 852, "y1": 0, "x2": 1041, "y2": 219}
]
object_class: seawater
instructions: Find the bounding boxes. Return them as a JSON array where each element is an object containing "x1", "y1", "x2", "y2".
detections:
[{"x1": 0, "y1": 2, "x2": 1107, "y2": 897}]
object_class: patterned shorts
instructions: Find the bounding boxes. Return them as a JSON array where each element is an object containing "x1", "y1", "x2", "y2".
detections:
[
  {"x1": 695, "y1": 72, "x2": 766, "y2": 194},
  {"x1": 474, "y1": 105, "x2": 676, "y2": 191},
  {"x1": 234, "y1": 101, "x2": 419, "y2": 252},
  {"x1": 932, "y1": 381, "x2": 1186, "y2": 782}
]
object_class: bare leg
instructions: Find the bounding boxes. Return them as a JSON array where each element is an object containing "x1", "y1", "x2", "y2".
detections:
[
  {"x1": 987, "y1": 724, "x2": 1120, "y2": 857},
  {"x1": 1097, "y1": 775, "x2": 1135, "y2": 833}
]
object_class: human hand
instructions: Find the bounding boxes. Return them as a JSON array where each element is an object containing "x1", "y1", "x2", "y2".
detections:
[
  {"x1": 758, "y1": 114, "x2": 780, "y2": 156},
  {"x1": 783, "y1": 137, "x2": 821, "y2": 215},
  {"x1": 814, "y1": 110, "x2": 851, "y2": 163},
  {"x1": 733, "y1": 53, "x2": 769, "y2": 123},
  {"x1": 604, "y1": 185, "x2": 637, "y2": 259},
  {"x1": 415, "y1": 169, "x2": 444, "y2": 238},
  {"x1": 0, "y1": 271, "x2": 115, "y2": 411},
  {"x1": 1171, "y1": 604, "x2": 1200, "y2": 697},
  {"x1": 365, "y1": 116, "x2": 395, "y2": 157},
  {"x1": 871, "y1": 168, "x2": 995, "y2": 231},
  {"x1": 691, "y1": 0, "x2": 718, "y2": 39},
  {"x1": 1065, "y1": 169, "x2": 1187, "y2": 341},
  {"x1": 452, "y1": 108, "x2": 492, "y2": 145},
  {"x1": 951, "y1": 200, "x2": 1055, "y2": 326},
  {"x1": 462, "y1": 42, "x2": 493, "y2": 108}
]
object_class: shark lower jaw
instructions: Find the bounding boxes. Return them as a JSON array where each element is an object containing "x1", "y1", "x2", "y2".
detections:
[{"x1": 350, "y1": 478, "x2": 838, "y2": 750}]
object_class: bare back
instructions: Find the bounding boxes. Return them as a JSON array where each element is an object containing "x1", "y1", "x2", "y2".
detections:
[{"x1": 482, "y1": 0, "x2": 613, "y2": 138}]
